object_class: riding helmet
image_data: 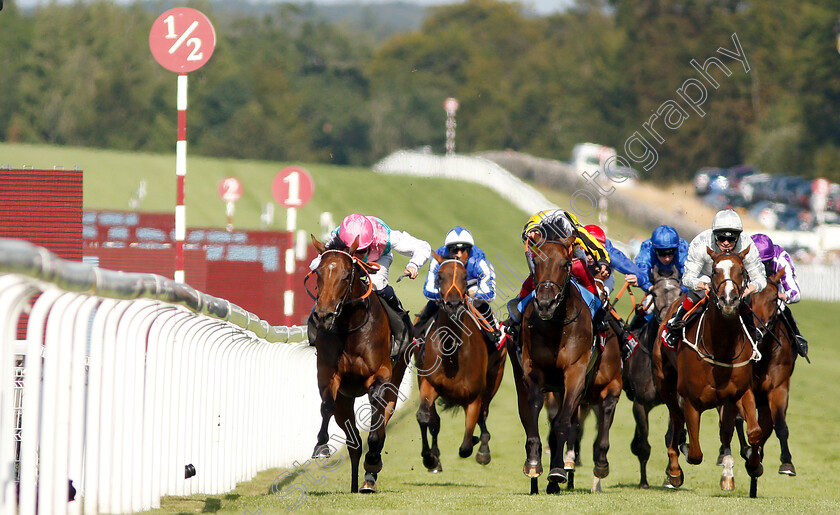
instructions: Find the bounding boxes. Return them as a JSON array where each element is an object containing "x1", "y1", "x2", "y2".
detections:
[
  {"x1": 651, "y1": 225, "x2": 679, "y2": 249},
  {"x1": 338, "y1": 213, "x2": 375, "y2": 250},
  {"x1": 711, "y1": 209, "x2": 743, "y2": 239},
  {"x1": 444, "y1": 226, "x2": 475, "y2": 252}
]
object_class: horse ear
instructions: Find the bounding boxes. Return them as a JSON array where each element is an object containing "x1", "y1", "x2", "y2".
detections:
[
  {"x1": 561, "y1": 234, "x2": 576, "y2": 249},
  {"x1": 706, "y1": 246, "x2": 719, "y2": 259},
  {"x1": 349, "y1": 235, "x2": 360, "y2": 254},
  {"x1": 433, "y1": 252, "x2": 445, "y2": 264},
  {"x1": 772, "y1": 268, "x2": 786, "y2": 282},
  {"x1": 311, "y1": 234, "x2": 326, "y2": 254},
  {"x1": 738, "y1": 244, "x2": 751, "y2": 260}
]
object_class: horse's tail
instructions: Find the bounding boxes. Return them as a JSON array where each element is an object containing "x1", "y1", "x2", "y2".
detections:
[{"x1": 437, "y1": 396, "x2": 462, "y2": 412}]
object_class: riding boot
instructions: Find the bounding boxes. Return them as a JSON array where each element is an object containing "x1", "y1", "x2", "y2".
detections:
[
  {"x1": 476, "y1": 302, "x2": 502, "y2": 347},
  {"x1": 606, "y1": 311, "x2": 640, "y2": 361},
  {"x1": 502, "y1": 297, "x2": 523, "y2": 356},
  {"x1": 378, "y1": 285, "x2": 412, "y2": 360},
  {"x1": 782, "y1": 305, "x2": 809, "y2": 359},
  {"x1": 307, "y1": 309, "x2": 317, "y2": 346},
  {"x1": 664, "y1": 297, "x2": 697, "y2": 348}
]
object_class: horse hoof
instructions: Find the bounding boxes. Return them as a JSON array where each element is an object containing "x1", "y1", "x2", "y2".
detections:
[
  {"x1": 747, "y1": 463, "x2": 764, "y2": 478},
  {"x1": 547, "y1": 467, "x2": 567, "y2": 484},
  {"x1": 720, "y1": 476, "x2": 735, "y2": 491},
  {"x1": 593, "y1": 464, "x2": 609, "y2": 478},
  {"x1": 665, "y1": 469, "x2": 684, "y2": 489},
  {"x1": 312, "y1": 444, "x2": 331, "y2": 459},
  {"x1": 476, "y1": 451, "x2": 491, "y2": 466},
  {"x1": 716, "y1": 454, "x2": 724, "y2": 466},
  {"x1": 459, "y1": 446, "x2": 473, "y2": 459},
  {"x1": 423, "y1": 455, "x2": 442, "y2": 473},
  {"x1": 523, "y1": 460, "x2": 542, "y2": 478},
  {"x1": 591, "y1": 476, "x2": 603, "y2": 493},
  {"x1": 639, "y1": 482, "x2": 649, "y2": 489},
  {"x1": 359, "y1": 480, "x2": 376, "y2": 494},
  {"x1": 428, "y1": 463, "x2": 442, "y2": 474},
  {"x1": 778, "y1": 463, "x2": 796, "y2": 476},
  {"x1": 546, "y1": 481, "x2": 561, "y2": 494}
]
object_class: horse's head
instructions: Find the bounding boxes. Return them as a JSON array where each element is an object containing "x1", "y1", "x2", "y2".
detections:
[
  {"x1": 309, "y1": 235, "x2": 361, "y2": 330},
  {"x1": 529, "y1": 233, "x2": 576, "y2": 320},
  {"x1": 707, "y1": 245, "x2": 750, "y2": 318},
  {"x1": 750, "y1": 268, "x2": 785, "y2": 329},
  {"x1": 434, "y1": 252, "x2": 468, "y2": 317},
  {"x1": 651, "y1": 265, "x2": 682, "y2": 321}
]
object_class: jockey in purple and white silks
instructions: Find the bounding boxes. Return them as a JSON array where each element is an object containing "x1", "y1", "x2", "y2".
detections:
[
  {"x1": 415, "y1": 226, "x2": 502, "y2": 343},
  {"x1": 751, "y1": 233, "x2": 809, "y2": 359},
  {"x1": 662, "y1": 209, "x2": 766, "y2": 347}
]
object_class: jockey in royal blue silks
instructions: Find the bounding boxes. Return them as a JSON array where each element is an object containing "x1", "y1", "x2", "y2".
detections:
[
  {"x1": 634, "y1": 225, "x2": 690, "y2": 293},
  {"x1": 415, "y1": 226, "x2": 502, "y2": 343}
]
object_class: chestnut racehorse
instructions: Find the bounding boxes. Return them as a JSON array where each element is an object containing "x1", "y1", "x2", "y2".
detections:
[
  {"x1": 307, "y1": 235, "x2": 409, "y2": 493},
  {"x1": 415, "y1": 254, "x2": 507, "y2": 472},
  {"x1": 508, "y1": 234, "x2": 609, "y2": 494},
  {"x1": 653, "y1": 247, "x2": 768, "y2": 497}
]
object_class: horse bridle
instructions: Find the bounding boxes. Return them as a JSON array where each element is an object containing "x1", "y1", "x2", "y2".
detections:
[
  {"x1": 435, "y1": 259, "x2": 468, "y2": 318},
  {"x1": 304, "y1": 249, "x2": 378, "y2": 332},
  {"x1": 534, "y1": 260, "x2": 572, "y2": 313},
  {"x1": 708, "y1": 252, "x2": 747, "y2": 312}
]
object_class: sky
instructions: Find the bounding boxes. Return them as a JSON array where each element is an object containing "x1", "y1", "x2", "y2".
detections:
[{"x1": 12, "y1": 0, "x2": 571, "y2": 16}]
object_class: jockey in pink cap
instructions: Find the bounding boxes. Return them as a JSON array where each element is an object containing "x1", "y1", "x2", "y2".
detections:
[{"x1": 309, "y1": 213, "x2": 432, "y2": 358}]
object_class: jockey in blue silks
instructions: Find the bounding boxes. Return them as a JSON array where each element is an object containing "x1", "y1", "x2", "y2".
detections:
[
  {"x1": 415, "y1": 226, "x2": 502, "y2": 342},
  {"x1": 634, "y1": 225, "x2": 690, "y2": 293}
]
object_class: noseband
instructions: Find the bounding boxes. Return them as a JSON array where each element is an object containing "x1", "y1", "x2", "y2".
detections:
[{"x1": 534, "y1": 261, "x2": 572, "y2": 314}]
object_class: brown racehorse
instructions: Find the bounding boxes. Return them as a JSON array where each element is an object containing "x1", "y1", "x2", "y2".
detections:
[
  {"x1": 653, "y1": 247, "x2": 768, "y2": 497},
  {"x1": 507, "y1": 234, "x2": 606, "y2": 494},
  {"x1": 415, "y1": 254, "x2": 507, "y2": 472},
  {"x1": 307, "y1": 235, "x2": 409, "y2": 493},
  {"x1": 728, "y1": 268, "x2": 798, "y2": 475},
  {"x1": 622, "y1": 265, "x2": 683, "y2": 488}
]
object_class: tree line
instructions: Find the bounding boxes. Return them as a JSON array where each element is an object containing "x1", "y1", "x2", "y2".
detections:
[{"x1": 1, "y1": 0, "x2": 839, "y2": 183}]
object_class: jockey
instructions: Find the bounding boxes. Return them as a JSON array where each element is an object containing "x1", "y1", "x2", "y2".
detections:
[
  {"x1": 583, "y1": 224, "x2": 644, "y2": 360},
  {"x1": 662, "y1": 209, "x2": 766, "y2": 348},
  {"x1": 634, "y1": 225, "x2": 690, "y2": 294},
  {"x1": 415, "y1": 226, "x2": 502, "y2": 342},
  {"x1": 502, "y1": 209, "x2": 607, "y2": 347},
  {"x1": 750, "y1": 233, "x2": 809, "y2": 359},
  {"x1": 309, "y1": 213, "x2": 431, "y2": 355}
]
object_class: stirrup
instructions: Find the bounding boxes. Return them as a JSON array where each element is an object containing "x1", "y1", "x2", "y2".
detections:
[{"x1": 667, "y1": 317, "x2": 686, "y2": 330}]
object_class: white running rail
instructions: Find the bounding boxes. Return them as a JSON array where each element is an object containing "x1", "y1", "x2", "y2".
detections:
[{"x1": 0, "y1": 238, "x2": 412, "y2": 514}]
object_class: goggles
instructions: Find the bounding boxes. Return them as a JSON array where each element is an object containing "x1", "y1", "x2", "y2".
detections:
[
  {"x1": 446, "y1": 243, "x2": 472, "y2": 254},
  {"x1": 655, "y1": 248, "x2": 676, "y2": 257}
]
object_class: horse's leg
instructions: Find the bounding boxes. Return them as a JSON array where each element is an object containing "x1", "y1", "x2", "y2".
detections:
[
  {"x1": 549, "y1": 369, "x2": 586, "y2": 485},
  {"x1": 416, "y1": 379, "x2": 442, "y2": 472},
  {"x1": 719, "y1": 401, "x2": 738, "y2": 491},
  {"x1": 684, "y1": 400, "x2": 704, "y2": 465},
  {"x1": 312, "y1": 374, "x2": 341, "y2": 459},
  {"x1": 574, "y1": 404, "x2": 588, "y2": 466},
  {"x1": 768, "y1": 386, "x2": 795, "y2": 475},
  {"x1": 459, "y1": 397, "x2": 482, "y2": 458},
  {"x1": 591, "y1": 392, "x2": 619, "y2": 489},
  {"x1": 360, "y1": 379, "x2": 392, "y2": 493},
  {"x1": 333, "y1": 394, "x2": 361, "y2": 493},
  {"x1": 630, "y1": 400, "x2": 652, "y2": 488},
  {"x1": 475, "y1": 408, "x2": 491, "y2": 465},
  {"x1": 737, "y1": 389, "x2": 765, "y2": 479},
  {"x1": 515, "y1": 374, "x2": 544, "y2": 480}
]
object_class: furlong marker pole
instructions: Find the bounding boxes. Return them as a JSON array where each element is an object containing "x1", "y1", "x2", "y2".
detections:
[{"x1": 175, "y1": 73, "x2": 187, "y2": 283}]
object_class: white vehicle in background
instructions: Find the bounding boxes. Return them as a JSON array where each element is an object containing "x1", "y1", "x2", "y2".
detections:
[{"x1": 571, "y1": 142, "x2": 638, "y2": 188}]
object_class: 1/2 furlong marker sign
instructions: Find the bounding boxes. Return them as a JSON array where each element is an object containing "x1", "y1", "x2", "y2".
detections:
[
  {"x1": 150, "y1": 7, "x2": 215, "y2": 283},
  {"x1": 149, "y1": 7, "x2": 216, "y2": 73}
]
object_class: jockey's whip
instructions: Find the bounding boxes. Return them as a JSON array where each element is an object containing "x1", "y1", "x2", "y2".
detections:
[{"x1": 395, "y1": 272, "x2": 410, "y2": 283}]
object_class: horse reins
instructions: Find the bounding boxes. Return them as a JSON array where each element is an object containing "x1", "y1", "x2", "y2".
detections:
[{"x1": 436, "y1": 259, "x2": 495, "y2": 333}]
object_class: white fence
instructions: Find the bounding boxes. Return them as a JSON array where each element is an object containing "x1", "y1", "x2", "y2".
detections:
[{"x1": 0, "y1": 238, "x2": 413, "y2": 514}]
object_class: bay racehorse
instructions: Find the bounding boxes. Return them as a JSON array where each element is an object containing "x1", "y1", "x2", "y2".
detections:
[
  {"x1": 622, "y1": 265, "x2": 683, "y2": 488},
  {"x1": 653, "y1": 247, "x2": 768, "y2": 497},
  {"x1": 727, "y1": 268, "x2": 798, "y2": 476},
  {"x1": 415, "y1": 254, "x2": 507, "y2": 472},
  {"x1": 307, "y1": 235, "x2": 409, "y2": 493},
  {"x1": 508, "y1": 234, "x2": 608, "y2": 494}
]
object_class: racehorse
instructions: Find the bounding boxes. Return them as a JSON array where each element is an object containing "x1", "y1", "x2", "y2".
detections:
[
  {"x1": 622, "y1": 265, "x2": 683, "y2": 488},
  {"x1": 507, "y1": 233, "x2": 608, "y2": 494},
  {"x1": 415, "y1": 254, "x2": 507, "y2": 472},
  {"x1": 653, "y1": 247, "x2": 768, "y2": 497},
  {"x1": 725, "y1": 268, "x2": 798, "y2": 476},
  {"x1": 307, "y1": 235, "x2": 409, "y2": 493}
]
